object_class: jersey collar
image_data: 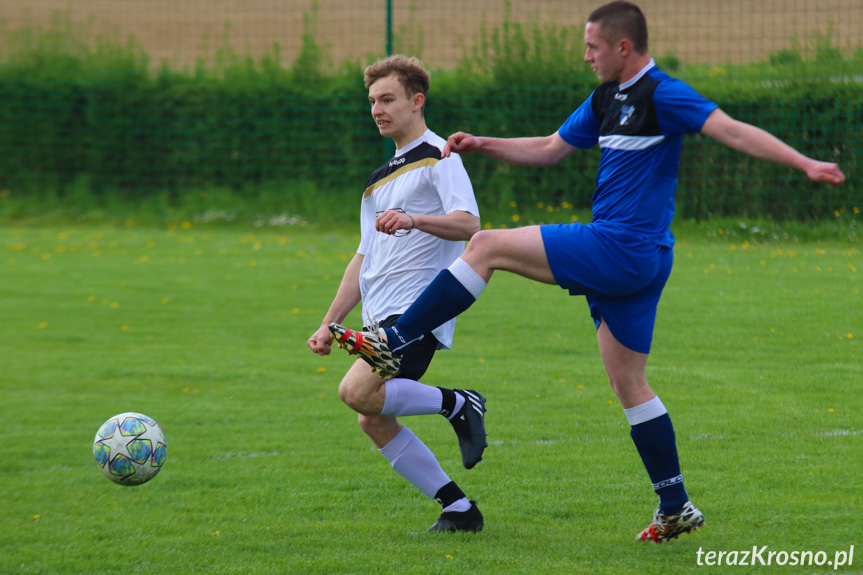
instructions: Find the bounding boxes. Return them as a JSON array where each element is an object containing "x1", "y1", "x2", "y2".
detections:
[
  {"x1": 395, "y1": 129, "x2": 432, "y2": 157},
  {"x1": 619, "y1": 58, "x2": 656, "y2": 91}
]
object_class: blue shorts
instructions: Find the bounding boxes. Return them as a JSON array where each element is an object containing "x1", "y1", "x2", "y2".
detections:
[{"x1": 540, "y1": 223, "x2": 673, "y2": 354}]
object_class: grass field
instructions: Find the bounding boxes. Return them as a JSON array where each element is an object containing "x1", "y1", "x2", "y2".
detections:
[{"x1": 0, "y1": 221, "x2": 860, "y2": 574}]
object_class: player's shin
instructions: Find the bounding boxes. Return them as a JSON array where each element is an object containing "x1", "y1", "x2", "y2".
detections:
[
  {"x1": 625, "y1": 397, "x2": 689, "y2": 514},
  {"x1": 386, "y1": 258, "x2": 486, "y2": 355}
]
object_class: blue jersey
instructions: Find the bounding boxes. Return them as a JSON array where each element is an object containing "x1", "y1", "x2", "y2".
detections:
[{"x1": 558, "y1": 62, "x2": 717, "y2": 247}]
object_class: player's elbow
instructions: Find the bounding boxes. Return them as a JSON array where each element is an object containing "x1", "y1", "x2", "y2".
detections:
[
  {"x1": 465, "y1": 215, "x2": 481, "y2": 239},
  {"x1": 541, "y1": 134, "x2": 575, "y2": 166}
]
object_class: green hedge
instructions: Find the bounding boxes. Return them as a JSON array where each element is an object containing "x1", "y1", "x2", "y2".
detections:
[{"x1": 0, "y1": 14, "x2": 859, "y2": 222}]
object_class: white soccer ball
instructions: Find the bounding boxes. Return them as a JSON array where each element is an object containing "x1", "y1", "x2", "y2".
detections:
[{"x1": 93, "y1": 412, "x2": 167, "y2": 486}]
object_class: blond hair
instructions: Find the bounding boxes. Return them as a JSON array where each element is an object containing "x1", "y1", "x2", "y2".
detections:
[{"x1": 363, "y1": 54, "x2": 430, "y2": 98}]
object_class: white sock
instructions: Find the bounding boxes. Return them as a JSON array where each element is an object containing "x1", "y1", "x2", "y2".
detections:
[
  {"x1": 379, "y1": 427, "x2": 451, "y2": 500},
  {"x1": 449, "y1": 257, "x2": 487, "y2": 299},
  {"x1": 443, "y1": 498, "x2": 472, "y2": 513},
  {"x1": 623, "y1": 396, "x2": 668, "y2": 425},
  {"x1": 380, "y1": 378, "x2": 443, "y2": 417}
]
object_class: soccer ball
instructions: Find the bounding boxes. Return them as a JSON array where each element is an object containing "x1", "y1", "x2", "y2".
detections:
[{"x1": 93, "y1": 412, "x2": 167, "y2": 486}]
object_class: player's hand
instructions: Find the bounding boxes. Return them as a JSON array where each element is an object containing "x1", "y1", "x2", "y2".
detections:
[
  {"x1": 442, "y1": 132, "x2": 481, "y2": 157},
  {"x1": 805, "y1": 160, "x2": 845, "y2": 187},
  {"x1": 375, "y1": 209, "x2": 412, "y2": 235},
  {"x1": 307, "y1": 325, "x2": 333, "y2": 356}
]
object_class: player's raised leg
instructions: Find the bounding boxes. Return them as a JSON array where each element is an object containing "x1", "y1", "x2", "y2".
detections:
[{"x1": 330, "y1": 226, "x2": 556, "y2": 368}]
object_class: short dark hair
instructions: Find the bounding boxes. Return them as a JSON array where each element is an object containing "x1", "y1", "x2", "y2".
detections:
[
  {"x1": 363, "y1": 54, "x2": 430, "y2": 97},
  {"x1": 588, "y1": 1, "x2": 649, "y2": 54}
]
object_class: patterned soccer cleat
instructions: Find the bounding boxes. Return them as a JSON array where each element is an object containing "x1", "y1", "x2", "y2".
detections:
[
  {"x1": 636, "y1": 501, "x2": 705, "y2": 543},
  {"x1": 328, "y1": 322, "x2": 401, "y2": 380}
]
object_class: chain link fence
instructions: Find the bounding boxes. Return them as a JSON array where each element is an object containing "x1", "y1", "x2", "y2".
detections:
[{"x1": 0, "y1": 1, "x2": 860, "y2": 222}]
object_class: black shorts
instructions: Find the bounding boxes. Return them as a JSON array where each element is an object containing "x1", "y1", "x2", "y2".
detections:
[{"x1": 365, "y1": 314, "x2": 438, "y2": 381}]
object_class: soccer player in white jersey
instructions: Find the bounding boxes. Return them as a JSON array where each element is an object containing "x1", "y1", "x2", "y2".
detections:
[
  {"x1": 307, "y1": 55, "x2": 487, "y2": 533},
  {"x1": 328, "y1": 3, "x2": 845, "y2": 542}
]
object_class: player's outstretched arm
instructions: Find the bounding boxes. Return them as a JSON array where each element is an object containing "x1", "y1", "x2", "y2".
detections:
[
  {"x1": 307, "y1": 253, "x2": 363, "y2": 356},
  {"x1": 442, "y1": 132, "x2": 577, "y2": 167},
  {"x1": 701, "y1": 109, "x2": 845, "y2": 187}
]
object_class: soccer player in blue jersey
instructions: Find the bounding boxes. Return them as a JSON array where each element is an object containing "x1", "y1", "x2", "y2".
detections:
[
  {"x1": 328, "y1": 2, "x2": 846, "y2": 542},
  {"x1": 308, "y1": 55, "x2": 487, "y2": 533}
]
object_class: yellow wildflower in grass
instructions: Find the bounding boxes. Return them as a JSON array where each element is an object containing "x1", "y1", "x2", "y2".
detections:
[
  {"x1": 512, "y1": 214, "x2": 520, "y2": 223},
  {"x1": 182, "y1": 221, "x2": 192, "y2": 229}
]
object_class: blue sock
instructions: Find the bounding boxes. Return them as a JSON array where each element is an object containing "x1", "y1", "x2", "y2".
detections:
[
  {"x1": 626, "y1": 400, "x2": 689, "y2": 515},
  {"x1": 384, "y1": 269, "x2": 477, "y2": 355}
]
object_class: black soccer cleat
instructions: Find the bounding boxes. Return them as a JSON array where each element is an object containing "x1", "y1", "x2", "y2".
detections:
[
  {"x1": 449, "y1": 389, "x2": 488, "y2": 469},
  {"x1": 427, "y1": 500, "x2": 484, "y2": 533}
]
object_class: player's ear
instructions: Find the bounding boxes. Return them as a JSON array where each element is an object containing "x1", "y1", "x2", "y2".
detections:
[
  {"x1": 618, "y1": 38, "x2": 632, "y2": 58},
  {"x1": 412, "y1": 92, "x2": 425, "y2": 113}
]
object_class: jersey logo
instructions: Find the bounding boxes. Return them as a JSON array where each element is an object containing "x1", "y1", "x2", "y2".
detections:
[
  {"x1": 620, "y1": 105, "x2": 635, "y2": 126},
  {"x1": 614, "y1": 92, "x2": 628, "y2": 101}
]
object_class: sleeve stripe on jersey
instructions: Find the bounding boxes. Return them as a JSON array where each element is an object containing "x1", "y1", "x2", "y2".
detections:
[
  {"x1": 598, "y1": 134, "x2": 666, "y2": 151},
  {"x1": 364, "y1": 158, "x2": 439, "y2": 198}
]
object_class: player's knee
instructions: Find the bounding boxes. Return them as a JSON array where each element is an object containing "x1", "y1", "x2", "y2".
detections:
[
  {"x1": 338, "y1": 378, "x2": 379, "y2": 415},
  {"x1": 464, "y1": 229, "x2": 498, "y2": 259}
]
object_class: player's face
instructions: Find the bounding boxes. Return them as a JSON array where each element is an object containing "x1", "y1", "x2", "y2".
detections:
[
  {"x1": 368, "y1": 74, "x2": 424, "y2": 146},
  {"x1": 584, "y1": 22, "x2": 624, "y2": 83}
]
